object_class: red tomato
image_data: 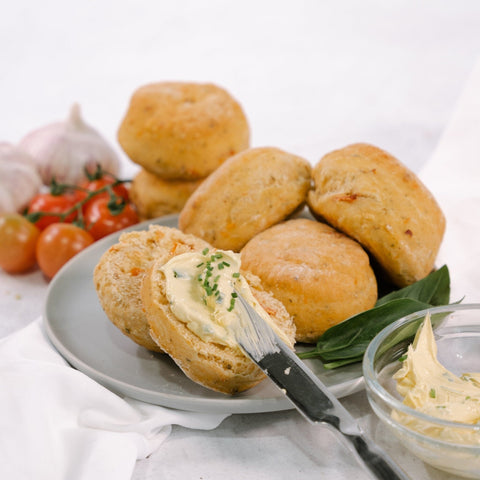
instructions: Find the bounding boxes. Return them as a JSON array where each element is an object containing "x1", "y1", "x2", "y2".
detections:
[
  {"x1": 0, "y1": 213, "x2": 40, "y2": 273},
  {"x1": 27, "y1": 193, "x2": 78, "y2": 230},
  {"x1": 84, "y1": 197, "x2": 139, "y2": 240},
  {"x1": 80, "y1": 176, "x2": 130, "y2": 210},
  {"x1": 36, "y1": 223, "x2": 94, "y2": 278}
]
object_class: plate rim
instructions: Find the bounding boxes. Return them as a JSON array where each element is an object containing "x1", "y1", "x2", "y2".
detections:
[{"x1": 43, "y1": 215, "x2": 365, "y2": 414}]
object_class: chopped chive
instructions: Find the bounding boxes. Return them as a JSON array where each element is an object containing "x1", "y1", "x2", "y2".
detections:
[
  {"x1": 202, "y1": 248, "x2": 209, "y2": 255},
  {"x1": 429, "y1": 388, "x2": 436, "y2": 398},
  {"x1": 214, "y1": 275, "x2": 220, "y2": 282},
  {"x1": 398, "y1": 354, "x2": 407, "y2": 362},
  {"x1": 173, "y1": 270, "x2": 179, "y2": 278},
  {"x1": 205, "y1": 286, "x2": 213, "y2": 296},
  {"x1": 218, "y1": 263, "x2": 224, "y2": 270},
  {"x1": 231, "y1": 292, "x2": 238, "y2": 298},
  {"x1": 196, "y1": 262, "x2": 204, "y2": 268},
  {"x1": 222, "y1": 261, "x2": 230, "y2": 267},
  {"x1": 232, "y1": 272, "x2": 240, "y2": 278}
]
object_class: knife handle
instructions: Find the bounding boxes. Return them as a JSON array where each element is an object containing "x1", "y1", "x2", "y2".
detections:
[
  {"x1": 234, "y1": 292, "x2": 410, "y2": 479},
  {"x1": 245, "y1": 351, "x2": 410, "y2": 479}
]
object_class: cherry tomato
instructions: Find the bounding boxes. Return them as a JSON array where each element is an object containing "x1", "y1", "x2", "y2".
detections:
[
  {"x1": 27, "y1": 193, "x2": 78, "y2": 230},
  {"x1": 36, "y1": 223, "x2": 94, "y2": 278},
  {"x1": 84, "y1": 197, "x2": 139, "y2": 240},
  {"x1": 0, "y1": 213, "x2": 40, "y2": 273},
  {"x1": 80, "y1": 176, "x2": 130, "y2": 210}
]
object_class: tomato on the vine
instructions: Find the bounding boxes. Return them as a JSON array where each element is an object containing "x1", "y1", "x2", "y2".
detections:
[
  {"x1": 27, "y1": 192, "x2": 78, "y2": 230},
  {"x1": 0, "y1": 213, "x2": 40, "y2": 273},
  {"x1": 36, "y1": 223, "x2": 94, "y2": 278},
  {"x1": 80, "y1": 176, "x2": 130, "y2": 210},
  {"x1": 84, "y1": 197, "x2": 139, "y2": 240}
]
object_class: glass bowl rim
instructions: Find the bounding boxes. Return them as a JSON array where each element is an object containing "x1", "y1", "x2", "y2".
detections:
[{"x1": 363, "y1": 302, "x2": 480, "y2": 435}]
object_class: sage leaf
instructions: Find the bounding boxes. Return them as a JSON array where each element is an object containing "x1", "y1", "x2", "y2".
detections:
[
  {"x1": 375, "y1": 265, "x2": 450, "y2": 307},
  {"x1": 298, "y1": 265, "x2": 452, "y2": 368}
]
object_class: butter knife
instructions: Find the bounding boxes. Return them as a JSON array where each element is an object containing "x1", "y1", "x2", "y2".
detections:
[{"x1": 234, "y1": 291, "x2": 410, "y2": 480}]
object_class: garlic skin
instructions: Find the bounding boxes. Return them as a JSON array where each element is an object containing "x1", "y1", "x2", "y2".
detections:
[
  {"x1": 0, "y1": 142, "x2": 42, "y2": 214},
  {"x1": 19, "y1": 104, "x2": 120, "y2": 185}
]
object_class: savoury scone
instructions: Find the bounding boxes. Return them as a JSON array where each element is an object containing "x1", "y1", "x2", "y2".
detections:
[
  {"x1": 117, "y1": 82, "x2": 250, "y2": 180},
  {"x1": 129, "y1": 168, "x2": 202, "y2": 220},
  {"x1": 178, "y1": 147, "x2": 312, "y2": 251},
  {"x1": 307, "y1": 143, "x2": 445, "y2": 287},
  {"x1": 142, "y1": 246, "x2": 295, "y2": 394},
  {"x1": 94, "y1": 225, "x2": 210, "y2": 352},
  {"x1": 240, "y1": 218, "x2": 378, "y2": 343}
]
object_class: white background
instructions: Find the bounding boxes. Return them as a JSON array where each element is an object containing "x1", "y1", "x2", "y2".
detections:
[
  {"x1": 1, "y1": 0, "x2": 480, "y2": 175},
  {"x1": 2, "y1": 2, "x2": 480, "y2": 479}
]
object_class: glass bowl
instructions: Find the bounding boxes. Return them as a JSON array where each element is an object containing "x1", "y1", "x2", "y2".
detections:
[{"x1": 363, "y1": 303, "x2": 480, "y2": 479}]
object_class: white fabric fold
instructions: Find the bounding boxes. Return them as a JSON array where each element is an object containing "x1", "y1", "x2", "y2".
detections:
[
  {"x1": 419, "y1": 57, "x2": 480, "y2": 303},
  {"x1": 0, "y1": 318, "x2": 229, "y2": 480}
]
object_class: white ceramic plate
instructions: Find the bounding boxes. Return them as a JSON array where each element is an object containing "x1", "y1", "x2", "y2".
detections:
[{"x1": 44, "y1": 215, "x2": 365, "y2": 414}]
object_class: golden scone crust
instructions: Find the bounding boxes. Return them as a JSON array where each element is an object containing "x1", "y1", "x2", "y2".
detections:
[
  {"x1": 117, "y1": 82, "x2": 250, "y2": 180},
  {"x1": 142, "y1": 258, "x2": 295, "y2": 395},
  {"x1": 93, "y1": 225, "x2": 210, "y2": 352},
  {"x1": 240, "y1": 218, "x2": 378, "y2": 343},
  {"x1": 178, "y1": 147, "x2": 312, "y2": 252},
  {"x1": 129, "y1": 168, "x2": 202, "y2": 220},
  {"x1": 307, "y1": 143, "x2": 445, "y2": 287}
]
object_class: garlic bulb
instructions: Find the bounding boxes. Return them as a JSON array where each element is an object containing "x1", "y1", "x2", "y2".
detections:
[
  {"x1": 0, "y1": 142, "x2": 42, "y2": 214},
  {"x1": 19, "y1": 104, "x2": 120, "y2": 185}
]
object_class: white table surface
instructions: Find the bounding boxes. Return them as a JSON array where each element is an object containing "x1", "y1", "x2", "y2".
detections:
[{"x1": 2, "y1": 1, "x2": 480, "y2": 479}]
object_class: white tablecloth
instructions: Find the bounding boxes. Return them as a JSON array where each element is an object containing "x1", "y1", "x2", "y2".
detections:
[{"x1": 1, "y1": 2, "x2": 480, "y2": 479}]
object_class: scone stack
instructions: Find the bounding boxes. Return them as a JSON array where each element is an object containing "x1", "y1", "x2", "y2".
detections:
[
  {"x1": 94, "y1": 81, "x2": 446, "y2": 396},
  {"x1": 117, "y1": 82, "x2": 250, "y2": 220},
  {"x1": 178, "y1": 141, "x2": 445, "y2": 343}
]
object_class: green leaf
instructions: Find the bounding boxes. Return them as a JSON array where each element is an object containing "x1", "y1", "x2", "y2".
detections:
[
  {"x1": 298, "y1": 266, "x2": 453, "y2": 367},
  {"x1": 322, "y1": 356, "x2": 364, "y2": 369},
  {"x1": 375, "y1": 265, "x2": 450, "y2": 307},
  {"x1": 306, "y1": 298, "x2": 432, "y2": 361}
]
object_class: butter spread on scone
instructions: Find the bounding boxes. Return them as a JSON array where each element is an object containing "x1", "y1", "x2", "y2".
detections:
[
  {"x1": 161, "y1": 248, "x2": 293, "y2": 349},
  {"x1": 142, "y1": 237, "x2": 295, "y2": 394}
]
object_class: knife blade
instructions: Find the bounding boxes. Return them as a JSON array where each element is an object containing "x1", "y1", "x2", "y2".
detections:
[{"x1": 233, "y1": 290, "x2": 410, "y2": 480}]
